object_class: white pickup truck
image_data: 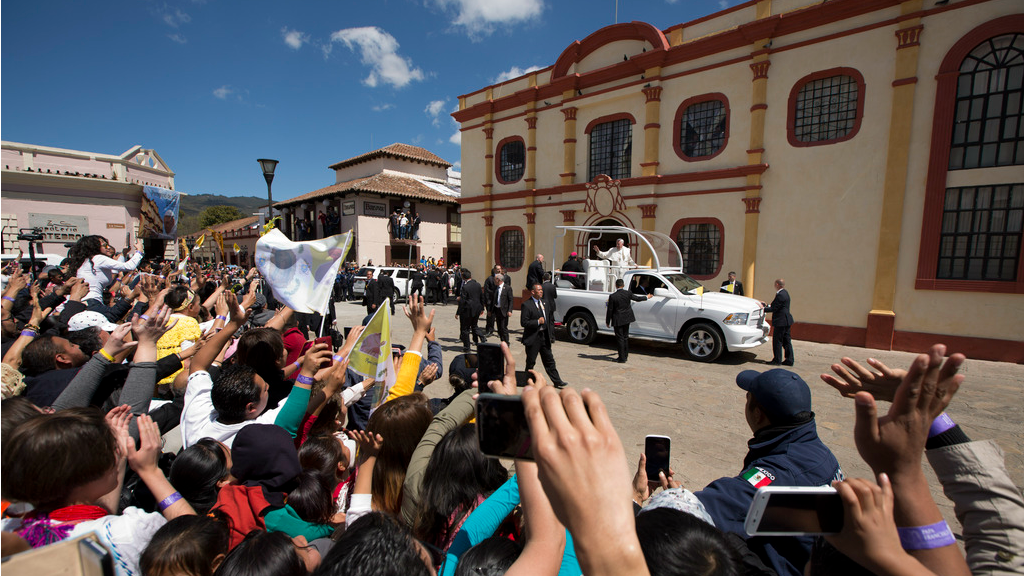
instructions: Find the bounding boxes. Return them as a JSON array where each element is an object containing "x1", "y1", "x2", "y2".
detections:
[{"x1": 550, "y1": 226, "x2": 769, "y2": 362}]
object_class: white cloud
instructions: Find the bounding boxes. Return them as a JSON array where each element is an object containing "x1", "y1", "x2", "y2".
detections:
[
  {"x1": 492, "y1": 65, "x2": 543, "y2": 84},
  {"x1": 212, "y1": 85, "x2": 233, "y2": 100},
  {"x1": 424, "y1": 99, "x2": 448, "y2": 126},
  {"x1": 329, "y1": 27, "x2": 425, "y2": 88},
  {"x1": 372, "y1": 103, "x2": 395, "y2": 112},
  {"x1": 718, "y1": 0, "x2": 731, "y2": 8},
  {"x1": 163, "y1": 8, "x2": 191, "y2": 28},
  {"x1": 434, "y1": 0, "x2": 544, "y2": 38},
  {"x1": 167, "y1": 33, "x2": 187, "y2": 44},
  {"x1": 449, "y1": 130, "x2": 462, "y2": 145},
  {"x1": 282, "y1": 27, "x2": 309, "y2": 50},
  {"x1": 451, "y1": 160, "x2": 462, "y2": 171}
]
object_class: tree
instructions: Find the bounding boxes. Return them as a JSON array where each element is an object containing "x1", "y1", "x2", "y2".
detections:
[{"x1": 199, "y1": 205, "x2": 246, "y2": 228}]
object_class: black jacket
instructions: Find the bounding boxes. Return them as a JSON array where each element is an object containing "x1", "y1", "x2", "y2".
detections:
[
  {"x1": 458, "y1": 279, "x2": 484, "y2": 317},
  {"x1": 763, "y1": 289, "x2": 793, "y2": 327},
  {"x1": 526, "y1": 260, "x2": 544, "y2": 290},
  {"x1": 520, "y1": 297, "x2": 554, "y2": 346},
  {"x1": 606, "y1": 288, "x2": 646, "y2": 326}
]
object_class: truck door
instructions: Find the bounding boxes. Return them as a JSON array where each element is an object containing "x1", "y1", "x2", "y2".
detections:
[{"x1": 627, "y1": 274, "x2": 674, "y2": 336}]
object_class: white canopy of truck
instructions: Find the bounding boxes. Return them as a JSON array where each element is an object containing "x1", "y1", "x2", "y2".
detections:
[{"x1": 553, "y1": 225, "x2": 684, "y2": 272}]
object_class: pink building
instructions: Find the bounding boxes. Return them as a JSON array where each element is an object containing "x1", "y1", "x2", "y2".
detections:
[
  {"x1": 275, "y1": 143, "x2": 462, "y2": 266},
  {"x1": 1, "y1": 141, "x2": 178, "y2": 258}
]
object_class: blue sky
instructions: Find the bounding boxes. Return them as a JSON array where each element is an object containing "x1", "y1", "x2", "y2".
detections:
[{"x1": 2, "y1": 0, "x2": 733, "y2": 201}]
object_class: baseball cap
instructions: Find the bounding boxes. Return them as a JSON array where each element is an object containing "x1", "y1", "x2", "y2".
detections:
[
  {"x1": 449, "y1": 353, "x2": 477, "y2": 384},
  {"x1": 67, "y1": 311, "x2": 118, "y2": 333},
  {"x1": 735, "y1": 369, "x2": 812, "y2": 423}
]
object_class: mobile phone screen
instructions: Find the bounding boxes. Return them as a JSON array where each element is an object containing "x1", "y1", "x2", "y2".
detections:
[
  {"x1": 477, "y1": 343, "x2": 504, "y2": 385},
  {"x1": 645, "y1": 436, "x2": 671, "y2": 479},
  {"x1": 514, "y1": 370, "x2": 532, "y2": 387},
  {"x1": 476, "y1": 393, "x2": 533, "y2": 460},
  {"x1": 757, "y1": 491, "x2": 844, "y2": 534}
]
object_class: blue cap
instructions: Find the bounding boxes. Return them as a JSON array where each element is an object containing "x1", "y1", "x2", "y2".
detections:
[{"x1": 735, "y1": 369, "x2": 812, "y2": 423}]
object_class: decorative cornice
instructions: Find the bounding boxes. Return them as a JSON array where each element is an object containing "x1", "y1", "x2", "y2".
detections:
[
  {"x1": 750, "y1": 61, "x2": 771, "y2": 80},
  {"x1": 895, "y1": 25, "x2": 923, "y2": 50},
  {"x1": 525, "y1": 212, "x2": 537, "y2": 224},
  {"x1": 483, "y1": 215, "x2": 494, "y2": 226},
  {"x1": 560, "y1": 209, "x2": 576, "y2": 223},
  {"x1": 562, "y1": 107, "x2": 578, "y2": 121},
  {"x1": 742, "y1": 197, "x2": 762, "y2": 214},
  {"x1": 639, "y1": 204, "x2": 658, "y2": 218},
  {"x1": 642, "y1": 86, "x2": 663, "y2": 102},
  {"x1": 525, "y1": 117, "x2": 538, "y2": 129},
  {"x1": 483, "y1": 127, "x2": 494, "y2": 139}
]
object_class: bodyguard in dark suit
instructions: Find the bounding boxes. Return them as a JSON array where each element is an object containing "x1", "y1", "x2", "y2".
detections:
[
  {"x1": 362, "y1": 270, "x2": 381, "y2": 315},
  {"x1": 490, "y1": 273, "x2": 514, "y2": 343},
  {"x1": 456, "y1": 269, "x2": 486, "y2": 352},
  {"x1": 720, "y1": 271, "x2": 745, "y2": 296},
  {"x1": 526, "y1": 254, "x2": 545, "y2": 290},
  {"x1": 606, "y1": 278, "x2": 652, "y2": 363},
  {"x1": 761, "y1": 278, "x2": 794, "y2": 365},
  {"x1": 425, "y1": 267, "x2": 441, "y2": 304},
  {"x1": 410, "y1": 267, "x2": 424, "y2": 298},
  {"x1": 521, "y1": 282, "x2": 566, "y2": 388},
  {"x1": 483, "y1": 265, "x2": 501, "y2": 335},
  {"x1": 378, "y1": 272, "x2": 396, "y2": 315},
  {"x1": 541, "y1": 272, "x2": 557, "y2": 318}
]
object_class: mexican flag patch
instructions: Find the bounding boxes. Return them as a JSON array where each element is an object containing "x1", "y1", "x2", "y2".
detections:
[{"x1": 742, "y1": 466, "x2": 774, "y2": 488}]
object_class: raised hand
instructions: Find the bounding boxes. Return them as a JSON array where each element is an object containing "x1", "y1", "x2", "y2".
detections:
[
  {"x1": 133, "y1": 305, "x2": 176, "y2": 345},
  {"x1": 822, "y1": 356, "x2": 906, "y2": 402},
  {"x1": 126, "y1": 414, "x2": 163, "y2": 474},
  {"x1": 102, "y1": 323, "x2": 137, "y2": 357},
  {"x1": 403, "y1": 294, "x2": 434, "y2": 334}
]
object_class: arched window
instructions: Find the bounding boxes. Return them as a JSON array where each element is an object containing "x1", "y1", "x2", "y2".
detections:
[
  {"x1": 587, "y1": 115, "x2": 633, "y2": 181},
  {"x1": 496, "y1": 137, "x2": 526, "y2": 183},
  {"x1": 671, "y1": 218, "x2": 724, "y2": 280},
  {"x1": 497, "y1": 227, "x2": 525, "y2": 271},
  {"x1": 918, "y1": 21, "x2": 1024, "y2": 293},
  {"x1": 788, "y1": 68, "x2": 865, "y2": 147},
  {"x1": 675, "y1": 94, "x2": 729, "y2": 160}
]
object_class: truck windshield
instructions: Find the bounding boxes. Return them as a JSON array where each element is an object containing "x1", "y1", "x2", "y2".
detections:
[{"x1": 662, "y1": 273, "x2": 704, "y2": 294}]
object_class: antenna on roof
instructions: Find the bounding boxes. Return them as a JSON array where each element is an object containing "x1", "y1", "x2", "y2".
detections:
[{"x1": 615, "y1": 0, "x2": 618, "y2": 24}]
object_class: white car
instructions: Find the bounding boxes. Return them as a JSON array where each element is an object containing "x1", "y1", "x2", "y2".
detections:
[
  {"x1": 351, "y1": 266, "x2": 419, "y2": 302},
  {"x1": 554, "y1": 268, "x2": 769, "y2": 362}
]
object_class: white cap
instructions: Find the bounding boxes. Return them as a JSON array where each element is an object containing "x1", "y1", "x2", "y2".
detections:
[{"x1": 67, "y1": 311, "x2": 118, "y2": 333}]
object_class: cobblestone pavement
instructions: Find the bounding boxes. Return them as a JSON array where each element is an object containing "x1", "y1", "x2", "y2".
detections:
[{"x1": 333, "y1": 298, "x2": 1024, "y2": 532}]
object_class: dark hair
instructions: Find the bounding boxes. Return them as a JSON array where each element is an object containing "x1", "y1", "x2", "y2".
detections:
[
  {"x1": 235, "y1": 328, "x2": 285, "y2": 377},
  {"x1": 543, "y1": 271, "x2": 551, "y2": 281},
  {"x1": 141, "y1": 514, "x2": 230, "y2": 576},
  {"x1": 169, "y1": 438, "x2": 231, "y2": 514},
  {"x1": 808, "y1": 537, "x2": 876, "y2": 576},
  {"x1": 66, "y1": 235, "x2": 109, "y2": 275},
  {"x1": 414, "y1": 424, "x2": 508, "y2": 547},
  {"x1": 299, "y1": 435, "x2": 348, "y2": 480},
  {"x1": 365, "y1": 393, "x2": 433, "y2": 516},
  {"x1": 454, "y1": 536, "x2": 523, "y2": 576},
  {"x1": 635, "y1": 508, "x2": 741, "y2": 576},
  {"x1": 214, "y1": 530, "x2": 305, "y2": 576},
  {"x1": 1, "y1": 408, "x2": 115, "y2": 511},
  {"x1": 1, "y1": 397, "x2": 43, "y2": 451},
  {"x1": 307, "y1": 399, "x2": 343, "y2": 438},
  {"x1": 20, "y1": 335, "x2": 63, "y2": 376},
  {"x1": 461, "y1": 269, "x2": 471, "y2": 280},
  {"x1": 615, "y1": 279, "x2": 625, "y2": 288},
  {"x1": 67, "y1": 327, "x2": 104, "y2": 358},
  {"x1": 288, "y1": 469, "x2": 336, "y2": 525},
  {"x1": 166, "y1": 285, "x2": 197, "y2": 311},
  {"x1": 211, "y1": 365, "x2": 261, "y2": 424},
  {"x1": 314, "y1": 512, "x2": 430, "y2": 576}
]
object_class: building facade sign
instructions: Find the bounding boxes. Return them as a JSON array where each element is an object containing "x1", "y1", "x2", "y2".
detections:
[
  {"x1": 28, "y1": 213, "x2": 89, "y2": 242},
  {"x1": 342, "y1": 200, "x2": 356, "y2": 216},
  {"x1": 363, "y1": 201, "x2": 387, "y2": 217}
]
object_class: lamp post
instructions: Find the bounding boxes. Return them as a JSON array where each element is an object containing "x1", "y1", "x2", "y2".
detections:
[{"x1": 257, "y1": 158, "x2": 279, "y2": 223}]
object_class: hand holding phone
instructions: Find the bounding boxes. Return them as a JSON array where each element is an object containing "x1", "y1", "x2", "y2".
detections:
[
  {"x1": 314, "y1": 336, "x2": 333, "y2": 368},
  {"x1": 744, "y1": 485, "x2": 843, "y2": 536},
  {"x1": 476, "y1": 343, "x2": 503, "y2": 386},
  {"x1": 644, "y1": 435, "x2": 671, "y2": 480},
  {"x1": 476, "y1": 393, "x2": 533, "y2": 461}
]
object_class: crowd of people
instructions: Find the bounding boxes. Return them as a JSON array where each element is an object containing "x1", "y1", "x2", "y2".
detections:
[{"x1": 0, "y1": 233, "x2": 1021, "y2": 576}]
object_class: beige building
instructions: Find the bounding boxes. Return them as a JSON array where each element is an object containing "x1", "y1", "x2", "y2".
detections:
[
  {"x1": 453, "y1": 0, "x2": 1023, "y2": 362},
  {"x1": 275, "y1": 143, "x2": 462, "y2": 267}
]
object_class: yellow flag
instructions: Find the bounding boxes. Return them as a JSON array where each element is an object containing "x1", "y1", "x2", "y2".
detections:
[
  {"x1": 261, "y1": 217, "x2": 281, "y2": 236},
  {"x1": 194, "y1": 234, "x2": 205, "y2": 250},
  {"x1": 233, "y1": 243, "x2": 241, "y2": 254},
  {"x1": 214, "y1": 231, "x2": 225, "y2": 254}
]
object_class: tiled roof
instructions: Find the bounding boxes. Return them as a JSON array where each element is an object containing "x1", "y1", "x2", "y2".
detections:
[
  {"x1": 277, "y1": 173, "x2": 460, "y2": 207},
  {"x1": 183, "y1": 216, "x2": 260, "y2": 238},
  {"x1": 328, "y1": 143, "x2": 451, "y2": 171}
]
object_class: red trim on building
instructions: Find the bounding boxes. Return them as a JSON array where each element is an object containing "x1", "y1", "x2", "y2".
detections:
[
  {"x1": 668, "y1": 217, "x2": 725, "y2": 280},
  {"x1": 525, "y1": 212, "x2": 537, "y2": 224},
  {"x1": 584, "y1": 112, "x2": 637, "y2": 135},
  {"x1": 742, "y1": 197, "x2": 762, "y2": 214},
  {"x1": 562, "y1": 107, "x2": 578, "y2": 121},
  {"x1": 552, "y1": 21, "x2": 670, "y2": 79},
  {"x1": 483, "y1": 127, "x2": 494, "y2": 139},
  {"x1": 787, "y1": 67, "x2": 866, "y2": 148},
  {"x1": 750, "y1": 103, "x2": 768, "y2": 112},
  {"x1": 673, "y1": 92, "x2": 730, "y2": 162},
  {"x1": 560, "y1": 209, "x2": 576, "y2": 223},
  {"x1": 639, "y1": 204, "x2": 658, "y2": 219},
  {"x1": 525, "y1": 116, "x2": 538, "y2": 129},
  {"x1": 895, "y1": 24, "x2": 924, "y2": 49},
  {"x1": 642, "y1": 85, "x2": 663, "y2": 102},
  {"x1": 916, "y1": 15, "x2": 1024, "y2": 295},
  {"x1": 483, "y1": 215, "x2": 494, "y2": 227},
  {"x1": 750, "y1": 61, "x2": 771, "y2": 80},
  {"x1": 494, "y1": 135, "x2": 526, "y2": 185},
  {"x1": 494, "y1": 225, "x2": 526, "y2": 271},
  {"x1": 891, "y1": 77, "x2": 918, "y2": 87}
]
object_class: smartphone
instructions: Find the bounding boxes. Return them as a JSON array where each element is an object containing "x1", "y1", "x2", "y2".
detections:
[
  {"x1": 314, "y1": 336, "x2": 333, "y2": 368},
  {"x1": 514, "y1": 370, "x2": 532, "y2": 387},
  {"x1": 644, "y1": 435, "x2": 671, "y2": 479},
  {"x1": 476, "y1": 393, "x2": 533, "y2": 461},
  {"x1": 744, "y1": 486, "x2": 843, "y2": 536},
  {"x1": 476, "y1": 343, "x2": 504, "y2": 385}
]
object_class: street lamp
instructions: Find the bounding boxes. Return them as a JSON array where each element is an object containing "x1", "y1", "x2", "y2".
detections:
[{"x1": 257, "y1": 158, "x2": 279, "y2": 221}]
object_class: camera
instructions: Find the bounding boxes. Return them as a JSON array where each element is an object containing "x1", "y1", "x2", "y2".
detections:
[{"x1": 17, "y1": 228, "x2": 44, "y2": 242}]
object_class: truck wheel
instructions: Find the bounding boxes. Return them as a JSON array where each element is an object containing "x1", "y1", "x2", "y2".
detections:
[
  {"x1": 682, "y1": 323, "x2": 723, "y2": 362},
  {"x1": 393, "y1": 288, "x2": 401, "y2": 302},
  {"x1": 565, "y1": 311, "x2": 597, "y2": 345}
]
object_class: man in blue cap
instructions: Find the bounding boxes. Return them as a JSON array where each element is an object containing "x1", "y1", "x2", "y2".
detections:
[{"x1": 695, "y1": 368, "x2": 843, "y2": 576}]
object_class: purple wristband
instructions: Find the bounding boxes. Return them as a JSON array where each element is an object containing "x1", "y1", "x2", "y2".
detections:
[
  {"x1": 216, "y1": 315, "x2": 228, "y2": 321},
  {"x1": 2, "y1": 296, "x2": 14, "y2": 303},
  {"x1": 929, "y1": 413, "x2": 956, "y2": 438},
  {"x1": 296, "y1": 374, "x2": 315, "y2": 386},
  {"x1": 332, "y1": 354, "x2": 344, "y2": 363},
  {"x1": 897, "y1": 520, "x2": 956, "y2": 550},
  {"x1": 157, "y1": 491, "x2": 183, "y2": 512},
  {"x1": 20, "y1": 330, "x2": 37, "y2": 338}
]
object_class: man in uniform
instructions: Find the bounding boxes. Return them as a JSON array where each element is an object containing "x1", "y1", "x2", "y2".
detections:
[
  {"x1": 520, "y1": 282, "x2": 566, "y2": 388},
  {"x1": 456, "y1": 268, "x2": 485, "y2": 352},
  {"x1": 605, "y1": 278, "x2": 651, "y2": 363}
]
